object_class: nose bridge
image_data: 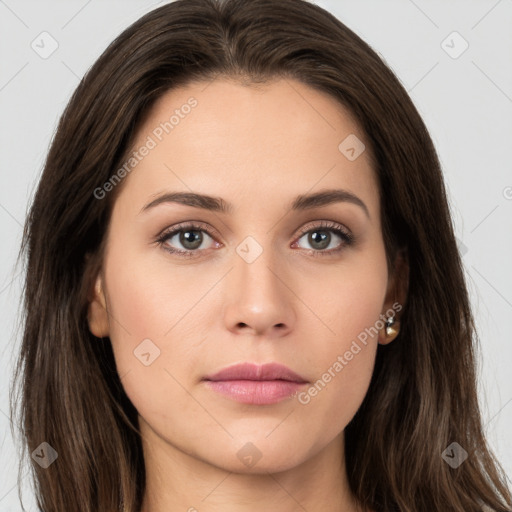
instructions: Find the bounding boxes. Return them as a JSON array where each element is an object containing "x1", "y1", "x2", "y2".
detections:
[
  {"x1": 233, "y1": 233, "x2": 283, "y2": 300},
  {"x1": 223, "y1": 231, "x2": 295, "y2": 335}
]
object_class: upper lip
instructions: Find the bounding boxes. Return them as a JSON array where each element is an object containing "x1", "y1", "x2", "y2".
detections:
[{"x1": 204, "y1": 362, "x2": 308, "y2": 383}]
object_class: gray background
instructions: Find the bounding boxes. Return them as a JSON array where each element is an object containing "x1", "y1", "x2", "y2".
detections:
[{"x1": 1, "y1": 0, "x2": 511, "y2": 509}]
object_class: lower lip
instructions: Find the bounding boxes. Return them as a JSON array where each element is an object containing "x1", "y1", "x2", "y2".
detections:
[{"x1": 204, "y1": 380, "x2": 307, "y2": 405}]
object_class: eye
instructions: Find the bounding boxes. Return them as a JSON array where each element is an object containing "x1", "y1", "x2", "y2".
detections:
[
  {"x1": 156, "y1": 221, "x2": 220, "y2": 257},
  {"x1": 292, "y1": 220, "x2": 354, "y2": 256}
]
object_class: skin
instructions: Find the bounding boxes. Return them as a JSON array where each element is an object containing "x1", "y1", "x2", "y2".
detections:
[{"x1": 88, "y1": 77, "x2": 408, "y2": 512}]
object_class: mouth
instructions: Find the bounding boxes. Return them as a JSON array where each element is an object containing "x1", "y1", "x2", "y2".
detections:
[{"x1": 203, "y1": 362, "x2": 309, "y2": 405}]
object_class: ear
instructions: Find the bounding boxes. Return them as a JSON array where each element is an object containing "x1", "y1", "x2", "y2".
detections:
[
  {"x1": 378, "y1": 247, "x2": 409, "y2": 345},
  {"x1": 87, "y1": 271, "x2": 110, "y2": 338}
]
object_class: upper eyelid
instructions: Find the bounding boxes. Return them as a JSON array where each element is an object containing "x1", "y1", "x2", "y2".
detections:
[
  {"x1": 158, "y1": 220, "x2": 217, "y2": 237},
  {"x1": 296, "y1": 220, "x2": 350, "y2": 236}
]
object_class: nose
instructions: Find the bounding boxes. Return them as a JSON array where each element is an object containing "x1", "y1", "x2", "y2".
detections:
[{"x1": 222, "y1": 240, "x2": 296, "y2": 339}]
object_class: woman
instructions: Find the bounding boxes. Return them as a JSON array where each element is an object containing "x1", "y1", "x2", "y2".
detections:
[{"x1": 11, "y1": 0, "x2": 512, "y2": 511}]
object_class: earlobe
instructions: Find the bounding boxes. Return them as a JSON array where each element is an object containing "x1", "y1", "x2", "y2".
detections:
[{"x1": 87, "y1": 274, "x2": 110, "y2": 338}]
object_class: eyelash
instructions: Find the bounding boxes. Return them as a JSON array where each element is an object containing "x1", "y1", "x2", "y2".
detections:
[{"x1": 155, "y1": 220, "x2": 355, "y2": 259}]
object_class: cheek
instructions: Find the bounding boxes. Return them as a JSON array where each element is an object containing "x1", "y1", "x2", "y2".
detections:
[
  {"x1": 102, "y1": 243, "x2": 208, "y2": 383},
  {"x1": 101, "y1": 247, "x2": 208, "y2": 432},
  {"x1": 295, "y1": 311, "x2": 380, "y2": 448},
  {"x1": 304, "y1": 253, "x2": 387, "y2": 355},
  {"x1": 104, "y1": 240, "x2": 208, "y2": 339},
  {"x1": 294, "y1": 258, "x2": 386, "y2": 433}
]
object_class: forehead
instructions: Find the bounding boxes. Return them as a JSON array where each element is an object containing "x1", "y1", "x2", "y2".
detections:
[{"x1": 116, "y1": 77, "x2": 379, "y2": 220}]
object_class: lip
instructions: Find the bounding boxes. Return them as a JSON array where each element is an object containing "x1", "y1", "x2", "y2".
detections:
[
  {"x1": 204, "y1": 362, "x2": 308, "y2": 383},
  {"x1": 203, "y1": 362, "x2": 309, "y2": 405}
]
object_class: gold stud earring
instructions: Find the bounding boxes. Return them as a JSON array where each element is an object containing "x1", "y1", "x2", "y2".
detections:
[{"x1": 384, "y1": 315, "x2": 400, "y2": 342}]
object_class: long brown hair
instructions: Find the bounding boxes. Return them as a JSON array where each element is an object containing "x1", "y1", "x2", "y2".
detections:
[{"x1": 11, "y1": 0, "x2": 512, "y2": 510}]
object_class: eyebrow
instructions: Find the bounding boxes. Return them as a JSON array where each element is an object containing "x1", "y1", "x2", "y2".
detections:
[{"x1": 140, "y1": 188, "x2": 370, "y2": 219}]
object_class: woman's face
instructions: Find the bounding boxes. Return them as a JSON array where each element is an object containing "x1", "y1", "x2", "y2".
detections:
[{"x1": 88, "y1": 77, "x2": 400, "y2": 473}]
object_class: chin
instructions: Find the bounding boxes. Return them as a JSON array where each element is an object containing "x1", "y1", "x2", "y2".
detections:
[{"x1": 201, "y1": 439, "x2": 309, "y2": 475}]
